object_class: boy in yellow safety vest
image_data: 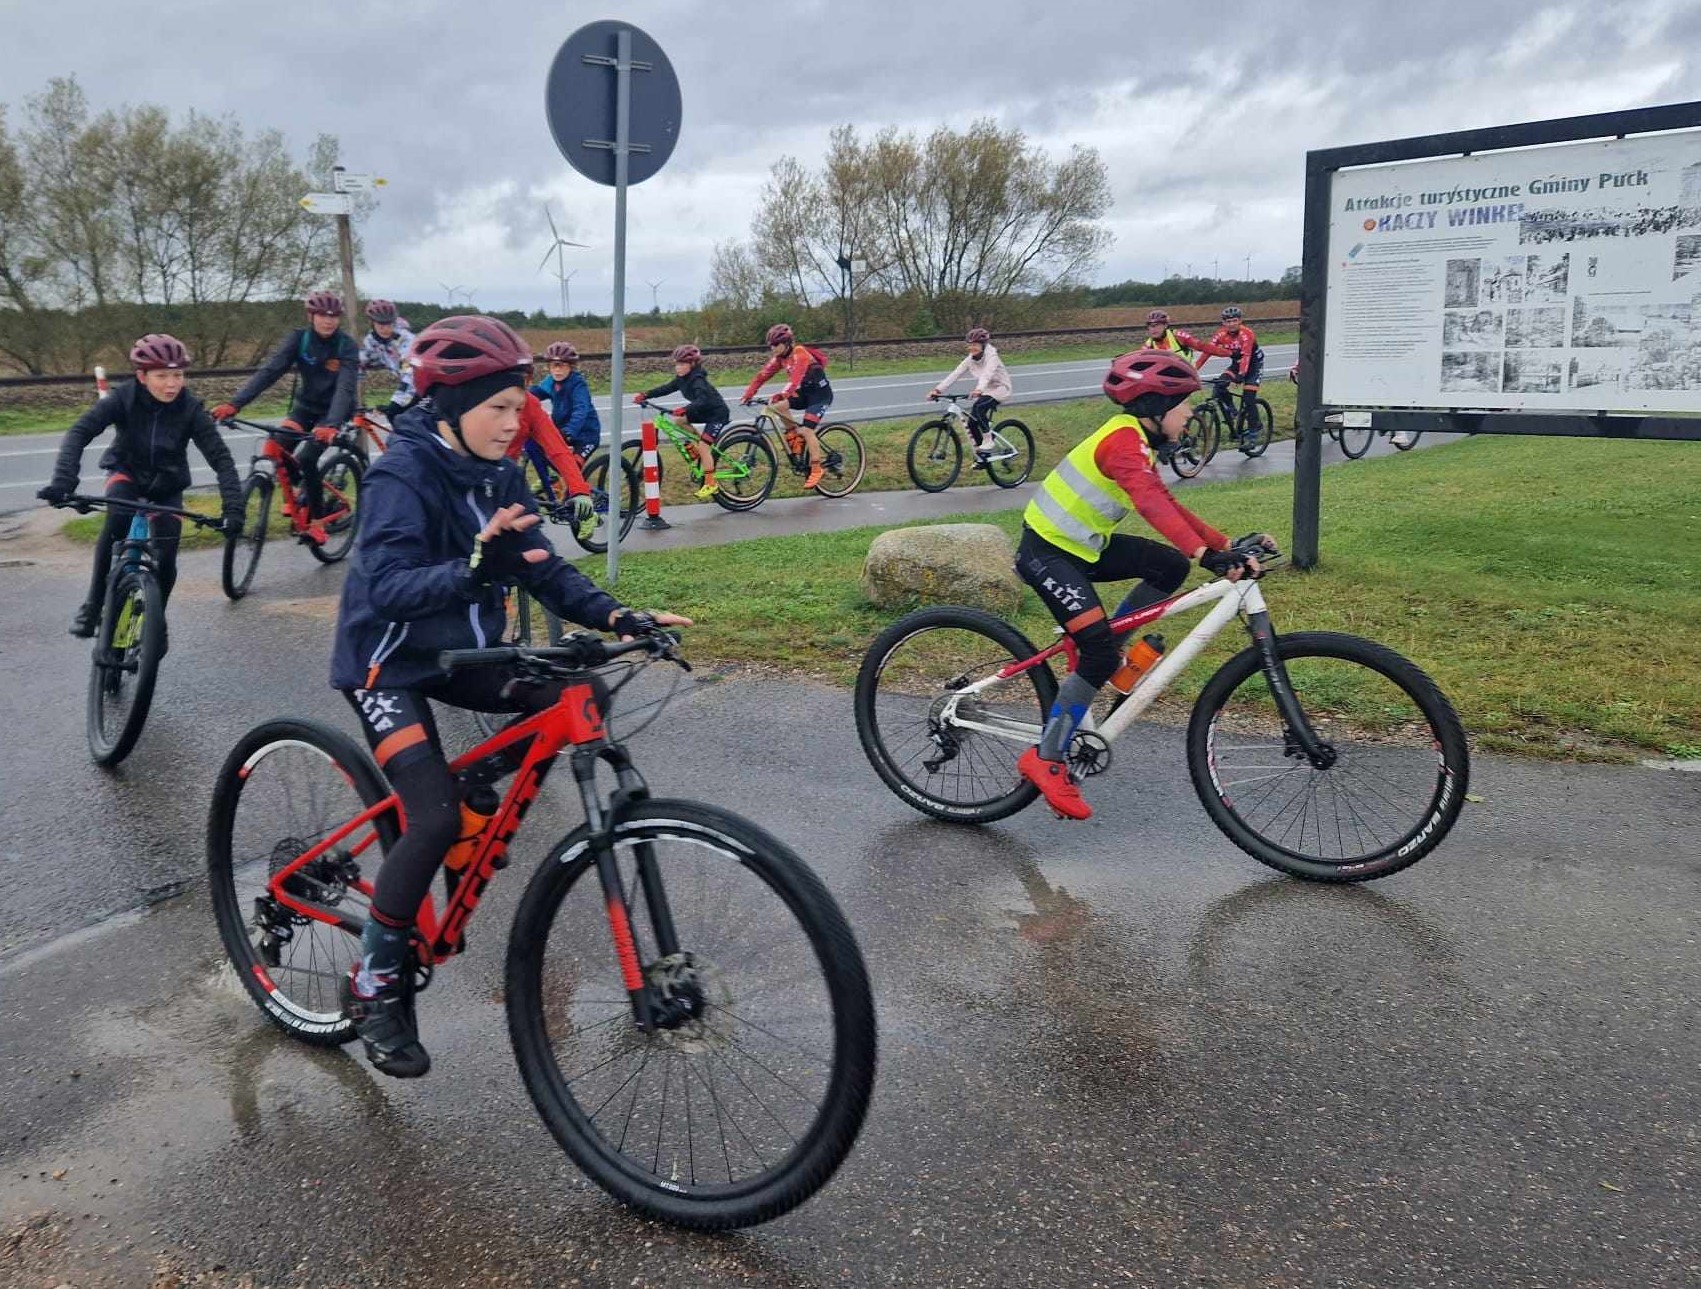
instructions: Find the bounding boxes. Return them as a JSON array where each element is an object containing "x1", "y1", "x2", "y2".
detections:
[{"x1": 1015, "y1": 350, "x2": 1271, "y2": 820}]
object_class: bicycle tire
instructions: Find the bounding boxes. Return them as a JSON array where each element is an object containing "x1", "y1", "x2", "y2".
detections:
[
  {"x1": 1337, "y1": 425, "x2": 1374, "y2": 459},
  {"x1": 984, "y1": 419, "x2": 1034, "y2": 489},
  {"x1": 221, "y1": 473, "x2": 273, "y2": 601},
  {"x1": 520, "y1": 452, "x2": 560, "y2": 509},
  {"x1": 306, "y1": 448, "x2": 364, "y2": 564},
  {"x1": 1171, "y1": 408, "x2": 1216, "y2": 479},
  {"x1": 1186, "y1": 631, "x2": 1469, "y2": 882},
  {"x1": 1394, "y1": 431, "x2": 1422, "y2": 452},
  {"x1": 855, "y1": 605, "x2": 1057, "y2": 823},
  {"x1": 1201, "y1": 403, "x2": 1225, "y2": 465},
  {"x1": 207, "y1": 718, "x2": 399, "y2": 1045},
  {"x1": 1240, "y1": 399, "x2": 1274, "y2": 458},
  {"x1": 906, "y1": 420, "x2": 962, "y2": 493},
  {"x1": 572, "y1": 452, "x2": 641, "y2": 554},
  {"x1": 811, "y1": 424, "x2": 866, "y2": 498},
  {"x1": 506, "y1": 798, "x2": 876, "y2": 1229},
  {"x1": 710, "y1": 430, "x2": 777, "y2": 511},
  {"x1": 86, "y1": 568, "x2": 165, "y2": 767}
]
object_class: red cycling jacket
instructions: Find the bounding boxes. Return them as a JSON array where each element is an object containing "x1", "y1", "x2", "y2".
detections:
[
  {"x1": 741, "y1": 345, "x2": 829, "y2": 401},
  {"x1": 508, "y1": 392, "x2": 588, "y2": 497},
  {"x1": 1208, "y1": 324, "x2": 1260, "y2": 378},
  {"x1": 1142, "y1": 327, "x2": 1234, "y2": 368},
  {"x1": 1096, "y1": 424, "x2": 1228, "y2": 554}
]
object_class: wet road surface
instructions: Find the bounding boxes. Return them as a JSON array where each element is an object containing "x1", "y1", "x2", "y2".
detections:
[{"x1": 0, "y1": 521, "x2": 1697, "y2": 1286}]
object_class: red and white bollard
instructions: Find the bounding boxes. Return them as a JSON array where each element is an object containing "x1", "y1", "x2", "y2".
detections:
[
  {"x1": 638, "y1": 419, "x2": 670, "y2": 531},
  {"x1": 93, "y1": 365, "x2": 109, "y2": 402}
]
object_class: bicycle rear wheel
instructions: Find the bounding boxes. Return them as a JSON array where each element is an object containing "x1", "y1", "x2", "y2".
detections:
[
  {"x1": 507, "y1": 798, "x2": 876, "y2": 1229},
  {"x1": 307, "y1": 449, "x2": 364, "y2": 564},
  {"x1": 711, "y1": 431, "x2": 777, "y2": 510},
  {"x1": 221, "y1": 473, "x2": 273, "y2": 600},
  {"x1": 855, "y1": 606, "x2": 1056, "y2": 823},
  {"x1": 984, "y1": 419, "x2": 1035, "y2": 488},
  {"x1": 906, "y1": 420, "x2": 962, "y2": 492},
  {"x1": 811, "y1": 424, "x2": 866, "y2": 498},
  {"x1": 1239, "y1": 399, "x2": 1274, "y2": 458},
  {"x1": 1394, "y1": 431, "x2": 1422, "y2": 451},
  {"x1": 572, "y1": 451, "x2": 641, "y2": 554},
  {"x1": 1187, "y1": 631, "x2": 1469, "y2": 882},
  {"x1": 207, "y1": 718, "x2": 398, "y2": 1044},
  {"x1": 87, "y1": 569, "x2": 165, "y2": 766},
  {"x1": 1337, "y1": 425, "x2": 1374, "y2": 459}
]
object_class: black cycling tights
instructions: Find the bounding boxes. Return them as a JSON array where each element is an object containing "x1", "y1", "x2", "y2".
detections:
[{"x1": 345, "y1": 666, "x2": 563, "y2": 926}]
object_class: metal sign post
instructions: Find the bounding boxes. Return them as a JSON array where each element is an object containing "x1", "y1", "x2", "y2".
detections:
[
  {"x1": 545, "y1": 21, "x2": 681, "y2": 585},
  {"x1": 300, "y1": 167, "x2": 388, "y2": 340}
]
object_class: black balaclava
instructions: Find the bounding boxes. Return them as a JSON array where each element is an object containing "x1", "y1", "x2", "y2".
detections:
[{"x1": 429, "y1": 368, "x2": 528, "y2": 445}]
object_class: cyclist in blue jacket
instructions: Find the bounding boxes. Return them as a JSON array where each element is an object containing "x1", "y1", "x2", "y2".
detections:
[
  {"x1": 529, "y1": 341, "x2": 601, "y2": 457},
  {"x1": 331, "y1": 315, "x2": 689, "y2": 1078}
]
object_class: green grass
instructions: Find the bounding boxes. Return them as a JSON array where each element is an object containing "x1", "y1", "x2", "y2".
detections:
[
  {"x1": 0, "y1": 395, "x2": 296, "y2": 438},
  {"x1": 579, "y1": 434, "x2": 1701, "y2": 761}
]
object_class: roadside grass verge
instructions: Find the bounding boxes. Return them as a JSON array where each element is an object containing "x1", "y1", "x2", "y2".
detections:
[
  {"x1": 0, "y1": 395, "x2": 297, "y2": 438},
  {"x1": 579, "y1": 434, "x2": 1701, "y2": 762}
]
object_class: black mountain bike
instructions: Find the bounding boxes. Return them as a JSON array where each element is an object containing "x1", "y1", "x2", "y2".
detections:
[
  {"x1": 906, "y1": 394, "x2": 1035, "y2": 492},
  {"x1": 1198, "y1": 378, "x2": 1274, "y2": 463},
  {"x1": 54, "y1": 494, "x2": 224, "y2": 766}
]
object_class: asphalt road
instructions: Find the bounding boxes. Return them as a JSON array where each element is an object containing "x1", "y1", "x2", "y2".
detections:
[
  {"x1": 0, "y1": 528, "x2": 1695, "y2": 1286},
  {"x1": 0, "y1": 346, "x2": 1298, "y2": 514}
]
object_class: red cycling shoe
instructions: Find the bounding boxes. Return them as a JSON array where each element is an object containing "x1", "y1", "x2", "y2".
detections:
[{"x1": 1017, "y1": 747, "x2": 1092, "y2": 820}]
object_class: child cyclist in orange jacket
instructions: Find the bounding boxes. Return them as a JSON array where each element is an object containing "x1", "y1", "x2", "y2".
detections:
[{"x1": 740, "y1": 323, "x2": 833, "y2": 489}]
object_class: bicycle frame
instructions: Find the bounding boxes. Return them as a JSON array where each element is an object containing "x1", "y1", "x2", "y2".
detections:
[
  {"x1": 936, "y1": 573, "x2": 1330, "y2": 760},
  {"x1": 931, "y1": 396, "x2": 1017, "y2": 460},
  {"x1": 241, "y1": 423, "x2": 359, "y2": 534},
  {"x1": 258, "y1": 671, "x2": 678, "y2": 1028}
]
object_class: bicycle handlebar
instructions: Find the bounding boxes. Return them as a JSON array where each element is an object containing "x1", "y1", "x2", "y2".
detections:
[
  {"x1": 54, "y1": 494, "x2": 225, "y2": 528},
  {"x1": 439, "y1": 629, "x2": 686, "y2": 676}
]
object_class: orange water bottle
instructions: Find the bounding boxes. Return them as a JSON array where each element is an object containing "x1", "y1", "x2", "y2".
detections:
[
  {"x1": 443, "y1": 785, "x2": 500, "y2": 874},
  {"x1": 1108, "y1": 633, "x2": 1166, "y2": 695}
]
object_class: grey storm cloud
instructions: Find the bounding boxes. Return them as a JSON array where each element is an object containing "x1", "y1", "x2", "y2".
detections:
[{"x1": 8, "y1": 0, "x2": 1701, "y2": 310}]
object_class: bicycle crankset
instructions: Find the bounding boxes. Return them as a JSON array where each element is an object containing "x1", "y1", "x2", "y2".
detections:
[{"x1": 1067, "y1": 730, "x2": 1112, "y2": 778}]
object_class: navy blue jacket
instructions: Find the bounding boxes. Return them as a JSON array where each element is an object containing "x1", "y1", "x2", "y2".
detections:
[
  {"x1": 330, "y1": 405, "x2": 621, "y2": 691},
  {"x1": 530, "y1": 371, "x2": 600, "y2": 454},
  {"x1": 232, "y1": 327, "x2": 360, "y2": 426}
]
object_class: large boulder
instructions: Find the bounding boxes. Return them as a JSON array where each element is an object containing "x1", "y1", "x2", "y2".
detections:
[{"x1": 861, "y1": 523, "x2": 1023, "y2": 616}]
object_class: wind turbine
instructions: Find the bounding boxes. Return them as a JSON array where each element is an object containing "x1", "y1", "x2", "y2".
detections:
[
  {"x1": 646, "y1": 278, "x2": 667, "y2": 313},
  {"x1": 540, "y1": 204, "x2": 589, "y2": 319},
  {"x1": 439, "y1": 281, "x2": 470, "y2": 307}
]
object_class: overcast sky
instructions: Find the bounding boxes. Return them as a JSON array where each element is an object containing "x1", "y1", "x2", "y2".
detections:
[{"x1": 9, "y1": 0, "x2": 1701, "y2": 314}]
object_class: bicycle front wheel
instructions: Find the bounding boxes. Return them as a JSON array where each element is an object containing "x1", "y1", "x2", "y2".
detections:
[
  {"x1": 572, "y1": 452, "x2": 641, "y2": 554},
  {"x1": 308, "y1": 448, "x2": 364, "y2": 564},
  {"x1": 221, "y1": 473, "x2": 273, "y2": 600},
  {"x1": 207, "y1": 718, "x2": 397, "y2": 1044},
  {"x1": 1171, "y1": 407, "x2": 1216, "y2": 479},
  {"x1": 906, "y1": 420, "x2": 962, "y2": 492},
  {"x1": 711, "y1": 431, "x2": 777, "y2": 510},
  {"x1": 855, "y1": 606, "x2": 1057, "y2": 823},
  {"x1": 985, "y1": 419, "x2": 1035, "y2": 488},
  {"x1": 1239, "y1": 399, "x2": 1274, "y2": 458},
  {"x1": 811, "y1": 424, "x2": 866, "y2": 498},
  {"x1": 1187, "y1": 631, "x2": 1469, "y2": 882},
  {"x1": 87, "y1": 568, "x2": 165, "y2": 766},
  {"x1": 507, "y1": 798, "x2": 876, "y2": 1230}
]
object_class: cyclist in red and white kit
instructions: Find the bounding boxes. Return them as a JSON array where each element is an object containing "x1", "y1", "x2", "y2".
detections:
[
  {"x1": 1206, "y1": 306, "x2": 1266, "y2": 447},
  {"x1": 1137, "y1": 309, "x2": 1236, "y2": 462}
]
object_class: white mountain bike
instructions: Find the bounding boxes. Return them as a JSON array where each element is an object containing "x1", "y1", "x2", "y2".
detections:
[{"x1": 854, "y1": 538, "x2": 1469, "y2": 882}]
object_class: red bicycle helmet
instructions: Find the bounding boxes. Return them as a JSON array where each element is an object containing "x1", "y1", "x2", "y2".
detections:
[
  {"x1": 543, "y1": 341, "x2": 579, "y2": 363},
  {"x1": 130, "y1": 333, "x2": 191, "y2": 371},
  {"x1": 966, "y1": 327, "x2": 990, "y2": 344},
  {"x1": 671, "y1": 344, "x2": 702, "y2": 364},
  {"x1": 765, "y1": 323, "x2": 794, "y2": 347},
  {"x1": 305, "y1": 290, "x2": 345, "y2": 317},
  {"x1": 1146, "y1": 309, "x2": 1170, "y2": 326},
  {"x1": 410, "y1": 315, "x2": 534, "y2": 394},
  {"x1": 365, "y1": 299, "x2": 397, "y2": 323},
  {"x1": 1103, "y1": 349, "x2": 1201, "y2": 404}
]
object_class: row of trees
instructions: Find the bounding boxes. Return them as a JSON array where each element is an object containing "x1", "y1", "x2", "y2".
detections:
[
  {"x1": 704, "y1": 121, "x2": 1112, "y2": 344},
  {"x1": 0, "y1": 78, "x2": 345, "y2": 374},
  {"x1": 1086, "y1": 272, "x2": 1301, "y2": 308}
]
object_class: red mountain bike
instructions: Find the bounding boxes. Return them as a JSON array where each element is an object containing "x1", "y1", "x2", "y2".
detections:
[{"x1": 206, "y1": 631, "x2": 876, "y2": 1228}]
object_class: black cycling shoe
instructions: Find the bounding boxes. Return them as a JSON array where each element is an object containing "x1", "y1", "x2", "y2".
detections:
[
  {"x1": 341, "y1": 972, "x2": 431, "y2": 1078},
  {"x1": 69, "y1": 603, "x2": 100, "y2": 638}
]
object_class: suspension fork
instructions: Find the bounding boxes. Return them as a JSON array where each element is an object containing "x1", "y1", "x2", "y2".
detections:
[
  {"x1": 1244, "y1": 610, "x2": 1334, "y2": 767},
  {"x1": 572, "y1": 743, "x2": 675, "y2": 1030}
]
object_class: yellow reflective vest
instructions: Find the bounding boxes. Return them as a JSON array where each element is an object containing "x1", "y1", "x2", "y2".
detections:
[{"x1": 1023, "y1": 415, "x2": 1151, "y2": 561}]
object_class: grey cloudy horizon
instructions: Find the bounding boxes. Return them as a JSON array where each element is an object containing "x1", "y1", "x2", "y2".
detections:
[{"x1": 9, "y1": 0, "x2": 1701, "y2": 314}]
